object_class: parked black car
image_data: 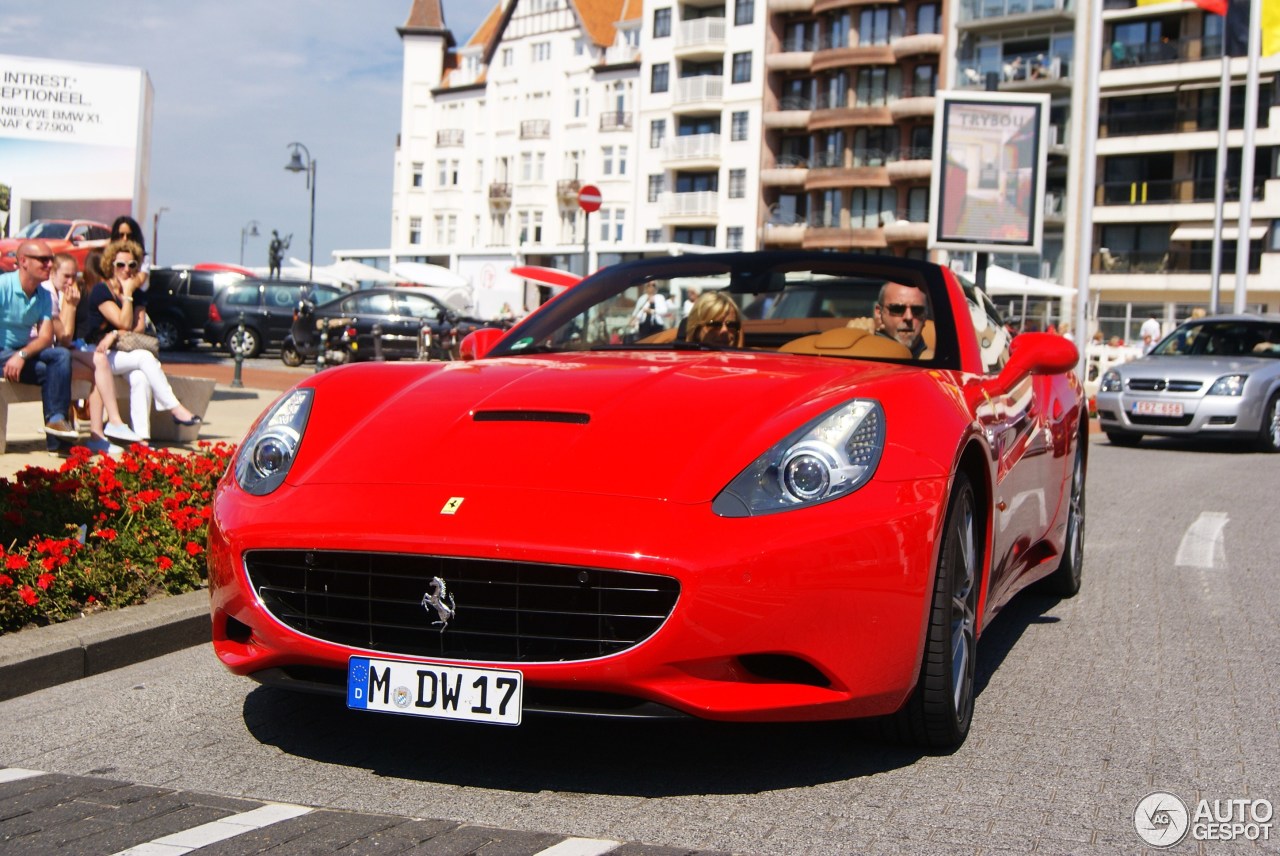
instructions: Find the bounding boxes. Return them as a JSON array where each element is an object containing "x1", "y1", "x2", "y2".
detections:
[
  {"x1": 281, "y1": 287, "x2": 505, "y2": 365},
  {"x1": 145, "y1": 267, "x2": 247, "y2": 349},
  {"x1": 204, "y1": 278, "x2": 344, "y2": 358}
]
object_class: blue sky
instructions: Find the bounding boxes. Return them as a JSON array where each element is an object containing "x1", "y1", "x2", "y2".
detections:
[{"x1": 0, "y1": 1, "x2": 489, "y2": 269}]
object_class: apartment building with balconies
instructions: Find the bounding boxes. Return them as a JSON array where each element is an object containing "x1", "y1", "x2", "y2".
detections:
[
  {"x1": 1090, "y1": 0, "x2": 1279, "y2": 341},
  {"x1": 386, "y1": 0, "x2": 643, "y2": 291}
]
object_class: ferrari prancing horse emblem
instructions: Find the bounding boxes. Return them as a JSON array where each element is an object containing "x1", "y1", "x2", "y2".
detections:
[
  {"x1": 441, "y1": 497, "x2": 464, "y2": 514},
  {"x1": 421, "y1": 576, "x2": 456, "y2": 630}
]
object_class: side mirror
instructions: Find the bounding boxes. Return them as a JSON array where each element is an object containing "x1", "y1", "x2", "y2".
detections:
[
  {"x1": 459, "y1": 327, "x2": 504, "y2": 361},
  {"x1": 968, "y1": 332, "x2": 1078, "y2": 405}
]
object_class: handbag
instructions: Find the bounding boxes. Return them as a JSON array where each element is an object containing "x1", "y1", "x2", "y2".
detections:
[{"x1": 115, "y1": 331, "x2": 160, "y2": 356}]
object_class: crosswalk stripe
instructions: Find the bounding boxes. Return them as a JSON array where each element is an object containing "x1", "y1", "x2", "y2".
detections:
[
  {"x1": 0, "y1": 768, "x2": 46, "y2": 783},
  {"x1": 533, "y1": 838, "x2": 622, "y2": 856},
  {"x1": 109, "y1": 803, "x2": 314, "y2": 855}
]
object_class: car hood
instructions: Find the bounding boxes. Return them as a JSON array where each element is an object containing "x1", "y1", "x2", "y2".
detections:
[
  {"x1": 284, "y1": 353, "x2": 947, "y2": 502},
  {"x1": 1115, "y1": 354, "x2": 1275, "y2": 378}
]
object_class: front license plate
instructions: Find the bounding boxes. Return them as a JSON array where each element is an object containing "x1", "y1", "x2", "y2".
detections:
[
  {"x1": 347, "y1": 656, "x2": 523, "y2": 726},
  {"x1": 1133, "y1": 400, "x2": 1184, "y2": 417}
]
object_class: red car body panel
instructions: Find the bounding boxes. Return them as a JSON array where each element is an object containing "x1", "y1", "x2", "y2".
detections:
[
  {"x1": 208, "y1": 253, "x2": 1085, "y2": 727},
  {"x1": 0, "y1": 219, "x2": 111, "y2": 272}
]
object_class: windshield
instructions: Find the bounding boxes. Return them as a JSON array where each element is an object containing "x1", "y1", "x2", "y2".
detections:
[
  {"x1": 489, "y1": 252, "x2": 962, "y2": 369},
  {"x1": 1153, "y1": 320, "x2": 1280, "y2": 358},
  {"x1": 17, "y1": 220, "x2": 71, "y2": 240}
]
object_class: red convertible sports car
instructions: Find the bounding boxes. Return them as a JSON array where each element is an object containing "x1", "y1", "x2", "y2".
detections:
[{"x1": 209, "y1": 251, "x2": 1086, "y2": 749}]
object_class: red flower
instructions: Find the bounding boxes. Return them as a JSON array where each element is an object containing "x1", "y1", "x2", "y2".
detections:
[
  {"x1": 5, "y1": 554, "x2": 29, "y2": 571},
  {"x1": 94, "y1": 528, "x2": 118, "y2": 542},
  {"x1": 0, "y1": 573, "x2": 13, "y2": 587},
  {"x1": 18, "y1": 586, "x2": 38, "y2": 606},
  {"x1": 157, "y1": 556, "x2": 174, "y2": 571},
  {"x1": 36, "y1": 573, "x2": 55, "y2": 590},
  {"x1": 185, "y1": 541, "x2": 203, "y2": 556}
]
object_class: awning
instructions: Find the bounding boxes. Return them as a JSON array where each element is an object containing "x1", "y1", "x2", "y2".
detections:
[
  {"x1": 982, "y1": 265, "x2": 1074, "y2": 298},
  {"x1": 1170, "y1": 224, "x2": 1269, "y2": 242}
]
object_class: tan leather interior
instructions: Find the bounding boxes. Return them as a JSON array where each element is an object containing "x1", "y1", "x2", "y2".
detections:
[{"x1": 778, "y1": 326, "x2": 912, "y2": 359}]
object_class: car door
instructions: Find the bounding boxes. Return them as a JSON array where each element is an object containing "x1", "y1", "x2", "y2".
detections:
[
  {"x1": 262, "y1": 283, "x2": 306, "y2": 347},
  {"x1": 392, "y1": 293, "x2": 447, "y2": 357}
]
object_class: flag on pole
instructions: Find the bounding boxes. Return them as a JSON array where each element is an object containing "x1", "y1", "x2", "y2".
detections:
[{"x1": 1136, "y1": 0, "x2": 1225, "y2": 13}]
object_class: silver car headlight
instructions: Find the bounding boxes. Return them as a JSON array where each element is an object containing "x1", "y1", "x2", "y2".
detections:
[
  {"x1": 1207, "y1": 374, "x2": 1247, "y2": 396},
  {"x1": 1099, "y1": 370, "x2": 1123, "y2": 393},
  {"x1": 233, "y1": 388, "x2": 313, "y2": 495},
  {"x1": 713, "y1": 399, "x2": 884, "y2": 517}
]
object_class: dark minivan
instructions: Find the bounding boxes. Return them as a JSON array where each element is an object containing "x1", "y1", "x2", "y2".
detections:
[
  {"x1": 145, "y1": 267, "x2": 247, "y2": 349},
  {"x1": 204, "y1": 278, "x2": 344, "y2": 357}
]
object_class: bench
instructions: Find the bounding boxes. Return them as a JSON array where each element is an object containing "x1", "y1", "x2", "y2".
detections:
[{"x1": 0, "y1": 375, "x2": 217, "y2": 454}]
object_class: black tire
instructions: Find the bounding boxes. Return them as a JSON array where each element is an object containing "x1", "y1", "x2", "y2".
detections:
[
  {"x1": 892, "y1": 473, "x2": 979, "y2": 750},
  {"x1": 1106, "y1": 431, "x2": 1141, "y2": 447},
  {"x1": 1044, "y1": 441, "x2": 1085, "y2": 597},
  {"x1": 1255, "y1": 393, "x2": 1280, "y2": 453},
  {"x1": 153, "y1": 317, "x2": 183, "y2": 351},
  {"x1": 225, "y1": 327, "x2": 262, "y2": 359},
  {"x1": 280, "y1": 344, "x2": 304, "y2": 368}
]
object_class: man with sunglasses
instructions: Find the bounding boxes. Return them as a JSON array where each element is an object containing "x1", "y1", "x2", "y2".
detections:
[
  {"x1": 0, "y1": 240, "x2": 78, "y2": 443},
  {"x1": 872, "y1": 281, "x2": 931, "y2": 358}
]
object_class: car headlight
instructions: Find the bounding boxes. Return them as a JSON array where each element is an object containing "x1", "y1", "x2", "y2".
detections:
[
  {"x1": 1207, "y1": 374, "x2": 1247, "y2": 396},
  {"x1": 233, "y1": 388, "x2": 313, "y2": 495},
  {"x1": 1099, "y1": 370, "x2": 1123, "y2": 393},
  {"x1": 713, "y1": 399, "x2": 884, "y2": 517}
]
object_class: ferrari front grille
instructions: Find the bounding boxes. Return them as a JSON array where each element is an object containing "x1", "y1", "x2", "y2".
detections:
[{"x1": 244, "y1": 550, "x2": 679, "y2": 663}]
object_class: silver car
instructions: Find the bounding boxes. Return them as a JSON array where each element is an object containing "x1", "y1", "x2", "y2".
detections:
[{"x1": 1096, "y1": 314, "x2": 1280, "y2": 452}]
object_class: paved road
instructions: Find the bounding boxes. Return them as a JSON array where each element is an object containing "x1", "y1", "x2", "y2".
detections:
[{"x1": 2, "y1": 440, "x2": 1277, "y2": 854}]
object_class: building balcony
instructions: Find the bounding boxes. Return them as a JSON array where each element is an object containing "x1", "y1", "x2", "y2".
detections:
[
  {"x1": 603, "y1": 43, "x2": 639, "y2": 65},
  {"x1": 557, "y1": 179, "x2": 581, "y2": 202},
  {"x1": 1105, "y1": 35, "x2": 1222, "y2": 71},
  {"x1": 766, "y1": 48, "x2": 815, "y2": 72},
  {"x1": 883, "y1": 219, "x2": 930, "y2": 244},
  {"x1": 675, "y1": 17, "x2": 725, "y2": 60},
  {"x1": 893, "y1": 34, "x2": 944, "y2": 60},
  {"x1": 520, "y1": 119, "x2": 550, "y2": 139},
  {"x1": 660, "y1": 190, "x2": 719, "y2": 222},
  {"x1": 761, "y1": 157, "x2": 810, "y2": 187},
  {"x1": 813, "y1": 43, "x2": 895, "y2": 74},
  {"x1": 436, "y1": 129, "x2": 464, "y2": 147},
  {"x1": 958, "y1": 54, "x2": 1069, "y2": 90},
  {"x1": 956, "y1": 0, "x2": 1072, "y2": 30},
  {"x1": 662, "y1": 133, "x2": 722, "y2": 169},
  {"x1": 599, "y1": 111, "x2": 632, "y2": 132},
  {"x1": 763, "y1": 220, "x2": 806, "y2": 245},
  {"x1": 809, "y1": 105, "x2": 894, "y2": 130},
  {"x1": 889, "y1": 95, "x2": 936, "y2": 120},
  {"x1": 489, "y1": 183, "x2": 512, "y2": 206},
  {"x1": 768, "y1": 0, "x2": 815, "y2": 11},
  {"x1": 802, "y1": 221, "x2": 886, "y2": 251},
  {"x1": 764, "y1": 95, "x2": 812, "y2": 128},
  {"x1": 886, "y1": 149, "x2": 934, "y2": 183},
  {"x1": 673, "y1": 75, "x2": 724, "y2": 112}
]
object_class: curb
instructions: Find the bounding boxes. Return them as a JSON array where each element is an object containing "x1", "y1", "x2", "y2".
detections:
[{"x1": 0, "y1": 589, "x2": 210, "y2": 702}]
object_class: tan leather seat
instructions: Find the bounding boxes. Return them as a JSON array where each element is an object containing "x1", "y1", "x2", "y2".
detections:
[{"x1": 779, "y1": 326, "x2": 912, "y2": 359}]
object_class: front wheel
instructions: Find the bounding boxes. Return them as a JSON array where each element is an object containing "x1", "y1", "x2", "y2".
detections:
[
  {"x1": 225, "y1": 327, "x2": 262, "y2": 359},
  {"x1": 892, "y1": 473, "x2": 979, "y2": 750},
  {"x1": 280, "y1": 343, "x2": 304, "y2": 367},
  {"x1": 153, "y1": 317, "x2": 183, "y2": 351},
  {"x1": 1255, "y1": 393, "x2": 1280, "y2": 453}
]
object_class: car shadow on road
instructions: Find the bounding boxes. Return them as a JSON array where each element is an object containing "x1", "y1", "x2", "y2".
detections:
[{"x1": 239, "y1": 593, "x2": 1062, "y2": 797}]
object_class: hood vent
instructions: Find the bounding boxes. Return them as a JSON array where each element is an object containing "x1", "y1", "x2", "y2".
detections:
[{"x1": 472, "y1": 410, "x2": 590, "y2": 424}]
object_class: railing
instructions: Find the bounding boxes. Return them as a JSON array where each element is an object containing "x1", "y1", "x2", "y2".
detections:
[
  {"x1": 1102, "y1": 101, "x2": 1267, "y2": 137},
  {"x1": 520, "y1": 119, "x2": 550, "y2": 139},
  {"x1": 488, "y1": 183, "x2": 512, "y2": 201},
  {"x1": 675, "y1": 75, "x2": 724, "y2": 105},
  {"x1": 676, "y1": 17, "x2": 726, "y2": 49},
  {"x1": 767, "y1": 206, "x2": 807, "y2": 226},
  {"x1": 958, "y1": 54, "x2": 1066, "y2": 87},
  {"x1": 557, "y1": 179, "x2": 581, "y2": 199},
  {"x1": 898, "y1": 81, "x2": 938, "y2": 99},
  {"x1": 780, "y1": 36, "x2": 818, "y2": 53},
  {"x1": 1106, "y1": 35, "x2": 1221, "y2": 70},
  {"x1": 777, "y1": 94, "x2": 813, "y2": 111},
  {"x1": 663, "y1": 133, "x2": 722, "y2": 162},
  {"x1": 810, "y1": 150, "x2": 845, "y2": 169},
  {"x1": 958, "y1": 0, "x2": 1067, "y2": 23},
  {"x1": 814, "y1": 31, "x2": 850, "y2": 51},
  {"x1": 599, "y1": 111, "x2": 632, "y2": 131},
  {"x1": 771, "y1": 153, "x2": 809, "y2": 169},
  {"x1": 1093, "y1": 249, "x2": 1264, "y2": 276},
  {"x1": 895, "y1": 146, "x2": 934, "y2": 161},
  {"x1": 813, "y1": 90, "x2": 850, "y2": 110},
  {"x1": 436, "y1": 129, "x2": 464, "y2": 147},
  {"x1": 661, "y1": 191, "x2": 719, "y2": 218},
  {"x1": 852, "y1": 148, "x2": 894, "y2": 168}
]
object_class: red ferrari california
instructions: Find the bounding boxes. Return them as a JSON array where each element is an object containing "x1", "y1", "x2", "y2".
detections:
[{"x1": 209, "y1": 252, "x2": 1086, "y2": 749}]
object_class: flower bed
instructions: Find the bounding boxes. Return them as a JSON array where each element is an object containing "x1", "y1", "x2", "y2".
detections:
[{"x1": 0, "y1": 442, "x2": 235, "y2": 635}]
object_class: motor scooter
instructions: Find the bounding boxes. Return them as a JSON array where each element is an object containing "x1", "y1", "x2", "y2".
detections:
[{"x1": 281, "y1": 300, "x2": 357, "y2": 368}]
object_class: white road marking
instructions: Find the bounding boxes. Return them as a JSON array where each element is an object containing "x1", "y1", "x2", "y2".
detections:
[
  {"x1": 0, "y1": 768, "x2": 45, "y2": 783},
  {"x1": 110, "y1": 803, "x2": 314, "y2": 855},
  {"x1": 533, "y1": 838, "x2": 622, "y2": 856},
  {"x1": 1175, "y1": 512, "x2": 1229, "y2": 569}
]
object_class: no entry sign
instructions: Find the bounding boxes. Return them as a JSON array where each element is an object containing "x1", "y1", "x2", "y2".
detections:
[{"x1": 577, "y1": 184, "x2": 602, "y2": 213}]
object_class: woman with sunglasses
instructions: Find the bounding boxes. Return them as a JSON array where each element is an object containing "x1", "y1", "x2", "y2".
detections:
[
  {"x1": 685, "y1": 291, "x2": 744, "y2": 348},
  {"x1": 80, "y1": 238, "x2": 201, "y2": 440}
]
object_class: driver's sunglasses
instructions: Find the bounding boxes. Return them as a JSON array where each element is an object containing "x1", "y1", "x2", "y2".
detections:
[
  {"x1": 881, "y1": 303, "x2": 928, "y2": 319},
  {"x1": 701, "y1": 319, "x2": 741, "y2": 332}
]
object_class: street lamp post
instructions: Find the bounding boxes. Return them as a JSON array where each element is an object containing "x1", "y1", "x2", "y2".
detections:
[
  {"x1": 151, "y1": 206, "x2": 170, "y2": 266},
  {"x1": 284, "y1": 143, "x2": 316, "y2": 282},
  {"x1": 239, "y1": 219, "x2": 261, "y2": 266}
]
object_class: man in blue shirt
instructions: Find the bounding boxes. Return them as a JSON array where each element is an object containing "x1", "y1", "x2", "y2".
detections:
[{"x1": 0, "y1": 240, "x2": 77, "y2": 442}]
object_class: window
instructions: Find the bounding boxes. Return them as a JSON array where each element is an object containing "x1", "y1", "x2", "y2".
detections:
[
  {"x1": 532, "y1": 42, "x2": 551, "y2": 62},
  {"x1": 654, "y1": 7, "x2": 671, "y2": 37},
  {"x1": 727, "y1": 226, "x2": 744, "y2": 249},
  {"x1": 411, "y1": 162, "x2": 423, "y2": 188},
  {"x1": 859, "y1": 7, "x2": 898, "y2": 46},
  {"x1": 728, "y1": 169, "x2": 747, "y2": 198},
  {"x1": 410, "y1": 217, "x2": 422, "y2": 245},
  {"x1": 572, "y1": 87, "x2": 585, "y2": 118},
  {"x1": 648, "y1": 174, "x2": 665, "y2": 203},
  {"x1": 448, "y1": 214, "x2": 457, "y2": 244},
  {"x1": 674, "y1": 227, "x2": 715, "y2": 246},
  {"x1": 650, "y1": 118, "x2": 667, "y2": 148},
  {"x1": 907, "y1": 187, "x2": 929, "y2": 221},
  {"x1": 826, "y1": 10, "x2": 851, "y2": 49},
  {"x1": 734, "y1": 0, "x2": 754, "y2": 26},
  {"x1": 731, "y1": 111, "x2": 749, "y2": 141},
  {"x1": 434, "y1": 215, "x2": 444, "y2": 243},
  {"x1": 437, "y1": 159, "x2": 447, "y2": 187},
  {"x1": 521, "y1": 152, "x2": 533, "y2": 181},
  {"x1": 850, "y1": 187, "x2": 897, "y2": 228},
  {"x1": 732, "y1": 52, "x2": 752, "y2": 84},
  {"x1": 599, "y1": 208, "x2": 625, "y2": 242},
  {"x1": 856, "y1": 67, "x2": 899, "y2": 106},
  {"x1": 913, "y1": 64, "x2": 937, "y2": 97},
  {"x1": 853, "y1": 127, "x2": 895, "y2": 166},
  {"x1": 676, "y1": 171, "x2": 718, "y2": 193},
  {"x1": 917, "y1": 3, "x2": 939, "y2": 35},
  {"x1": 652, "y1": 62, "x2": 669, "y2": 93},
  {"x1": 501, "y1": 47, "x2": 514, "y2": 66},
  {"x1": 603, "y1": 146, "x2": 614, "y2": 176},
  {"x1": 646, "y1": 228, "x2": 663, "y2": 243},
  {"x1": 604, "y1": 145, "x2": 628, "y2": 176}
]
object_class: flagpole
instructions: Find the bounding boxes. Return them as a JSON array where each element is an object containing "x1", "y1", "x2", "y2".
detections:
[
  {"x1": 1233, "y1": 0, "x2": 1262, "y2": 313},
  {"x1": 1072, "y1": 0, "x2": 1102, "y2": 377},
  {"x1": 1208, "y1": 53, "x2": 1229, "y2": 313}
]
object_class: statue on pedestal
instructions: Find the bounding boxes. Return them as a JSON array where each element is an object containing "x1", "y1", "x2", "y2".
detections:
[{"x1": 268, "y1": 230, "x2": 291, "y2": 279}]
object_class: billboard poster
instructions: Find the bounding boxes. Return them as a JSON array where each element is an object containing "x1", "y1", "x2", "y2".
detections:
[
  {"x1": 0, "y1": 54, "x2": 152, "y2": 235},
  {"x1": 928, "y1": 90, "x2": 1049, "y2": 255}
]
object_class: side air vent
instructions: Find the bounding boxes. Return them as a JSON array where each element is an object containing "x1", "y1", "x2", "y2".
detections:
[{"x1": 472, "y1": 410, "x2": 590, "y2": 424}]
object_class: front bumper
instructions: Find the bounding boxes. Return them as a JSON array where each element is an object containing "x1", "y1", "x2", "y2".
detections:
[
  {"x1": 209, "y1": 476, "x2": 949, "y2": 722},
  {"x1": 1095, "y1": 390, "x2": 1257, "y2": 437}
]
